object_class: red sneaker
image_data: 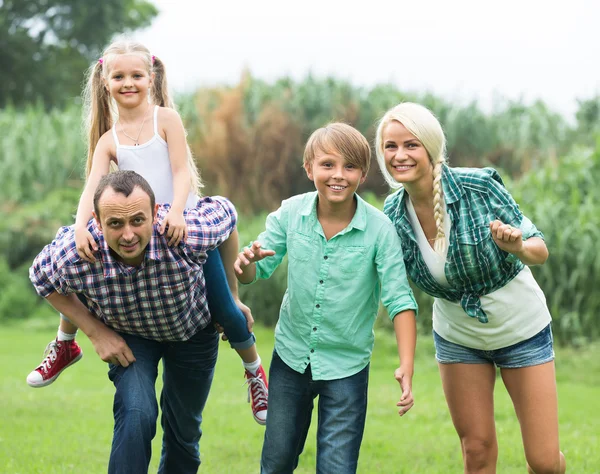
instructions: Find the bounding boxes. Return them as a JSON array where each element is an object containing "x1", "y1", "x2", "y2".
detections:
[
  {"x1": 27, "y1": 339, "x2": 83, "y2": 388},
  {"x1": 244, "y1": 365, "x2": 268, "y2": 425}
]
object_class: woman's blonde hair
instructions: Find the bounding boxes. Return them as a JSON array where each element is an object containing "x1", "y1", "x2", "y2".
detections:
[
  {"x1": 304, "y1": 123, "x2": 371, "y2": 174},
  {"x1": 375, "y1": 102, "x2": 448, "y2": 253},
  {"x1": 82, "y1": 40, "x2": 202, "y2": 192}
]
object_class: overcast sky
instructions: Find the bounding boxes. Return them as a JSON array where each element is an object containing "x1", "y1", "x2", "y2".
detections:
[{"x1": 135, "y1": 0, "x2": 598, "y2": 121}]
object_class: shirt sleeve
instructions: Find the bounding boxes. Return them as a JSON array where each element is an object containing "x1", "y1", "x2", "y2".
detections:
[
  {"x1": 184, "y1": 196, "x2": 238, "y2": 255},
  {"x1": 375, "y1": 221, "x2": 419, "y2": 320},
  {"x1": 29, "y1": 228, "x2": 76, "y2": 298},
  {"x1": 484, "y1": 169, "x2": 544, "y2": 240},
  {"x1": 250, "y1": 202, "x2": 290, "y2": 283}
]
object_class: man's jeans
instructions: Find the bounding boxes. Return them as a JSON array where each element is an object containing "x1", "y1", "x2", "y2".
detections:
[
  {"x1": 107, "y1": 325, "x2": 219, "y2": 474},
  {"x1": 260, "y1": 350, "x2": 369, "y2": 474}
]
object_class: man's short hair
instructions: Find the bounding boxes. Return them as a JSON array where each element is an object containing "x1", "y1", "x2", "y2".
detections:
[{"x1": 93, "y1": 170, "x2": 156, "y2": 218}]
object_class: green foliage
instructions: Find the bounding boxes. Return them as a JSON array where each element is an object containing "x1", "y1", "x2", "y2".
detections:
[
  {"x1": 0, "y1": 0, "x2": 158, "y2": 107},
  {"x1": 0, "y1": 103, "x2": 85, "y2": 205},
  {"x1": 0, "y1": 186, "x2": 81, "y2": 268},
  {"x1": 511, "y1": 145, "x2": 600, "y2": 345},
  {"x1": 0, "y1": 262, "x2": 38, "y2": 320}
]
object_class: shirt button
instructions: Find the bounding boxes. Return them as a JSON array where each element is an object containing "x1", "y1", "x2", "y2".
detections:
[
  {"x1": 310, "y1": 349, "x2": 314, "y2": 353},
  {"x1": 323, "y1": 256, "x2": 328, "y2": 260},
  {"x1": 316, "y1": 304, "x2": 320, "y2": 308},
  {"x1": 319, "y1": 280, "x2": 323, "y2": 284}
]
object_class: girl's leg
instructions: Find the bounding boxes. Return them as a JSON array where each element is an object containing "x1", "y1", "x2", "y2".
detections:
[
  {"x1": 203, "y1": 248, "x2": 268, "y2": 424},
  {"x1": 204, "y1": 249, "x2": 256, "y2": 357},
  {"x1": 439, "y1": 362, "x2": 498, "y2": 474},
  {"x1": 501, "y1": 362, "x2": 566, "y2": 474},
  {"x1": 59, "y1": 314, "x2": 79, "y2": 334}
]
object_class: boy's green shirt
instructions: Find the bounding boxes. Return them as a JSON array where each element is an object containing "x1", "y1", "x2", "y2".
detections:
[{"x1": 248, "y1": 191, "x2": 417, "y2": 381}]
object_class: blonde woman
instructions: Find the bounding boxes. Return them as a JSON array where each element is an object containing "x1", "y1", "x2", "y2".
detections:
[{"x1": 376, "y1": 102, "x2": 565, "y2": 474}]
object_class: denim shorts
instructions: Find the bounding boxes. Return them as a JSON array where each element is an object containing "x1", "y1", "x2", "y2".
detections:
[{"x1": 433, "y1": 324, "x2": 555, "y2": 369}]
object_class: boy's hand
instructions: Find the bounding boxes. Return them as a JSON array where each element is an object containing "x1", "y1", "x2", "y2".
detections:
[
  {"x1": 234, "y1": 241, "x2": 275, "y2": 275},
  {"x1": 394, "y1": 365, "x2": 414, "y2": 416},
  {"x1": 75, "y1": 227, "x2": 98, "y2": 263},
  {"x1": 489, "y1": 219, "x2": 523, "y2": 254},
  {"x1": 160, "y1": 210, "x2": 188, "y2": 246}
]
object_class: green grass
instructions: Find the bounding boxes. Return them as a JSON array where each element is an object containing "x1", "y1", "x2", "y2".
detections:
[{"x1": 1, "y1": 322, "x2": 599, "y2": 473}]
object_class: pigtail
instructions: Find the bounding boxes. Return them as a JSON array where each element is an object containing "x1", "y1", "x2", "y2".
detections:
[
  {"x1": 151, "y1": 55, "x2": 203, "y2": 194},
  {"x1": 82, "y1": 60, "x2": 113, "y2": 179},
  {"x1": 432, "y1": 158, "x2": 447, "y2": 254},
  {"x1": 150, "y1": 56, "x2": 175, "y2": 109}
]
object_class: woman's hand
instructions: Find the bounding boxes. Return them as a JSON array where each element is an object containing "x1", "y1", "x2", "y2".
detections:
[{"x1": 490, "y1": 219, "x2": 523, "y2": 254}]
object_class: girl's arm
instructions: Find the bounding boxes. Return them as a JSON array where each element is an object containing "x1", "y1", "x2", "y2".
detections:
[
  {"x1": 74, "y1": 135, "x2": 113, "y2": 262},
  {"x1": 161, "y1": 107, "x2": 192, "y2": 246}
]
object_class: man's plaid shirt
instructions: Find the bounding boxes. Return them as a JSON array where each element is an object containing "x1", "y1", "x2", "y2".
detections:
[
  {"x1": 29, "y1": 196, "x2": 237, "y2": 342},
  {"x1": 384, "y1": 166, "x2": 544, "y2": 323}
]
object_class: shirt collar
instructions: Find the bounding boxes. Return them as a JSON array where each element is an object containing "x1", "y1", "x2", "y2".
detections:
[
  {"x1": 299, "y1": 191, "x2": 367, "y2": 232},
  {"x1": 441, "y1": 164, "x2": 463, "y2": 205},
  {"x1": 394, "y1": 164, "x2": 463, "y2": 219}
]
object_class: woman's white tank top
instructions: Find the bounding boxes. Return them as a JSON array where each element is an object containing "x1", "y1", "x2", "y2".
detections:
[{"x1": 113, "y1": 105, "x2": 197, "y2": 209}]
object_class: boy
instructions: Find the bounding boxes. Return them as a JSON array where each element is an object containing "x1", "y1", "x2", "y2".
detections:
[{"x1": 235, "y1": 123, "x2": 418, "y2": 474}]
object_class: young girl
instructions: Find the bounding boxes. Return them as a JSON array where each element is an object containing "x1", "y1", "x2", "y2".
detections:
[
  {"x1": 376, "y1": 102, "x2": 566, "y2": 473},
  {"x1": 235, "y1": 123, "x2": 418, "y2": 473},
  {"x1": 26, "y1": 40, "x2": 268, "y2": 425}
]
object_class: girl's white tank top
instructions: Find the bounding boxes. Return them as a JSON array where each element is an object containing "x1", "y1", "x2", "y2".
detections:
[{"x1": 113, "y1": 105, "x2": 197, "y2": 209}]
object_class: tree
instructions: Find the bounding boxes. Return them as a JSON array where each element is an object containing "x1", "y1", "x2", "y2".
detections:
[{"x1": 0, "y1": 0, "x2": 158, "y2": 107}]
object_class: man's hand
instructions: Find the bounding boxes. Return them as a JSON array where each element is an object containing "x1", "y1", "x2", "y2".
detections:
[
  {"x1": 88, "y1": 325, "x2": 136, "y2": 367},
  {"x1": 234, "y1": 241, "x2": 275, "y2": 275},
  {"x1": 394, "y1": 365, "x2": 414, "y2": 416},
  {"x1": 215, "y1": 299, "x2": 254, "y2": 342},
  {"x1": 489, "y1": 219, "x2": 523, "y2": 254}
]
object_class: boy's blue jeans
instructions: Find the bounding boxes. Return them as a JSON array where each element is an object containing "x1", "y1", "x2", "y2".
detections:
[
  {"x1": 107, "y1": 325, "x2": 219, "y2": 474},
  {"x1": 261, "y1": 350, "x2": 369, "y2": 474}
]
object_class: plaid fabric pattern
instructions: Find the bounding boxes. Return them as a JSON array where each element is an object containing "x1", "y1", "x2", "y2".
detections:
[
  {"x1": 29, "y1": 197, "x2": 237, "y2": 341},
  {"x1": 383, "y1": 166, "x2": 543, "y2": 323}
]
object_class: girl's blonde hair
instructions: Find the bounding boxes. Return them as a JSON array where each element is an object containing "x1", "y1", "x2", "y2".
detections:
[
  {"x1": 82, "y1": 40, "x2": 202, "y2": 192},
  {"x1": 375, "y1": 102, "x2": 448, "y2": 253},
  {"x1": 303, "y1": 123, "x2": 371, "y2": 174}
]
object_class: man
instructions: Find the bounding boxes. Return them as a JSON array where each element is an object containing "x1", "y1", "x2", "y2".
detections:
[{"x1": 29, "y1": 170, "x2": 240, "y2": 474}]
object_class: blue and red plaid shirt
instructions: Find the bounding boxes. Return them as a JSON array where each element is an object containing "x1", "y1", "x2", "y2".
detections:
[{"x1": 29, "y1": 196, "x2": 237, "y2": 342}]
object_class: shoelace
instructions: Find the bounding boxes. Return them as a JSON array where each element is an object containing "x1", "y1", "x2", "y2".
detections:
[
  {"x1": 38, "y1": 341, "x2": 60, "y2": 374},
  {"x1": 245, "y1": 374, "x2": 268, "y2": 408}
]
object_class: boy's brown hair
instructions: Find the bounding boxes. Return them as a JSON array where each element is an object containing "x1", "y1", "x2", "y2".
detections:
[{"x1": 303, "y1": 123, "x2": 371, "y2": 174}]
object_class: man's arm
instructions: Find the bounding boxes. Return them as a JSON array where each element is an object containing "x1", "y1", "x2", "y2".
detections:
[{"x1": 45, "y1": 292, "x2": 136, "y2": 367}]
